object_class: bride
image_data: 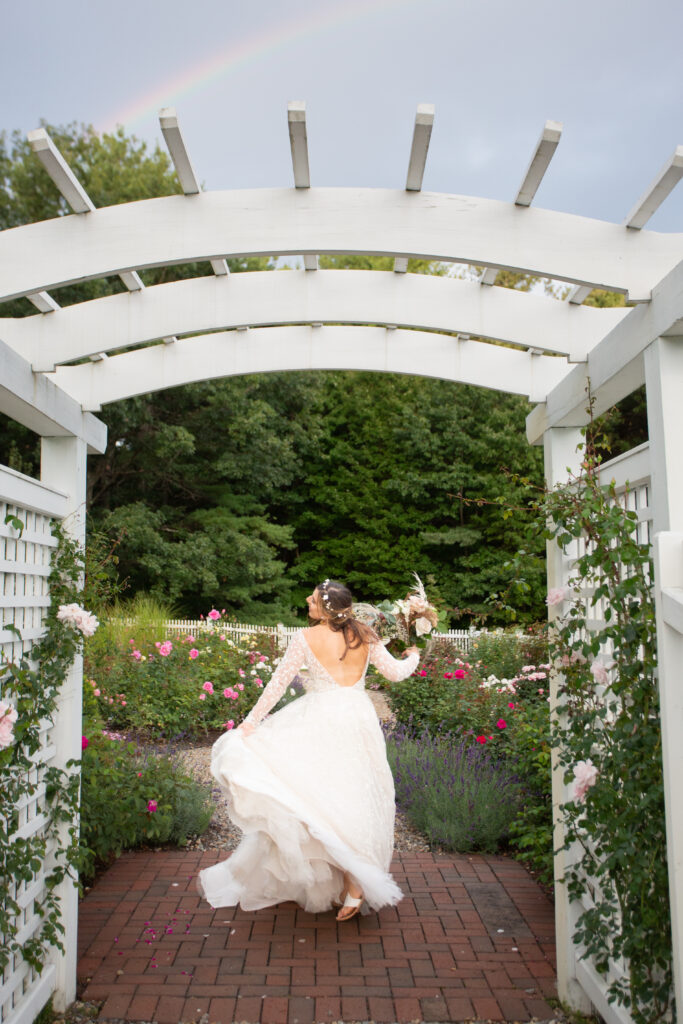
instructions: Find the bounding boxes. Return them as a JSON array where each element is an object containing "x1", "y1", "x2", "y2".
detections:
[{"x1": 196, "y1": 578, "x2": 419, "y2": 921}]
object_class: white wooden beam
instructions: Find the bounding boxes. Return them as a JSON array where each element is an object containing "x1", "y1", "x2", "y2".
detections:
[
  {"x1": 515, "y1": 120, "x2": 563, "y2": 207},
  {"x1": 1, "y1": 269, "x2": 628, "y2": 370},
  {"x1": 482, "y1": 120, "x2": 562, "y2": 290},
  {"x1": 406, "y1": 103, "x2": 435, "y2": 191},
  {"x1": 567, "y1": 284, "x2": 593, "y2": 305},
  {"x1": 624, "y1": 146, "x2": 683, "y2": 230},
  {"x1": 2, "y1": 189, "x2": 681, "y2": 304},
  {"x1": 51, "y1": 325, "x2": 569, "y2": 410},
  {"x1": 27, "y1": 292, "x2": 60, "y2": 313},
  {"x1": 27, "y1": 128, "x2": 95, "y2": 213},
  {"x1": 395, "y1": 104, "x2": 435, "y2": 273},
  {"x1": 159, "y1": 107, "x2": 229, "y2": 277},
  {"x1": 288, "y1": 100, "x2": 310, "y2": 188},
  {"x1": 287, "y1": 101, "x2": 317, "y2": 271},
  {"x1": 0, "y1": 336, "x2": 106, "y2": 452},
  {"x1": 118, "y1": 270, "x2": 144, "y2": 291},
  {"x1": 28, "y1": 127, "x2": 146, "y2": 294},
  {"x1": 159, "y1": 107, "x2": 200, "y2": 194},
  {"x1": 526, "y1": 255, "x2": 683, "y2": 443}
]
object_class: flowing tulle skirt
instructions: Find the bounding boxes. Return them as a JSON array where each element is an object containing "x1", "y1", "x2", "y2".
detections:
[{"x1": 196, "y1": 686, "x2": 403, "y2": 915}]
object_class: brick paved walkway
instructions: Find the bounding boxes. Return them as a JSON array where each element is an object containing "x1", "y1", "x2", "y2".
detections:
[{"x1": 78, "y1": 849, "x2": 557, "y2": 1024}]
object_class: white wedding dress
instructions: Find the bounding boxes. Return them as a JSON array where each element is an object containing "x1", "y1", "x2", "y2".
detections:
[{"x1": 196, "y1": 630, "x2": 419, "y2": 915}]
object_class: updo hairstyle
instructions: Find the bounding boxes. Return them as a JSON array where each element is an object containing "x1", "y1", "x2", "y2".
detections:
[{"x1": 314, "y1": 579, "x2": 378, "y2": 659}]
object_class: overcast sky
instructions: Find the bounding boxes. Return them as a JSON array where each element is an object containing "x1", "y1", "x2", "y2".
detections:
[{"x1": 2, "y1": 0, "x2": 683, "y2": 231}]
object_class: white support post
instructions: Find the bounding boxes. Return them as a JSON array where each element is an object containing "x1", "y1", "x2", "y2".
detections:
[
  {"x1": 395, "y1": 104, "x2": 434, "y2": 273},
  {"x1": 645, "y1": 335, "x2": 683, "y2": 1015},
  {"x1": 624, "y1": 146, "x2": 683, "y2": 230},
  {"x1": 652, "y1": 533, "x2": 683, "y2": 1019},
  {"x1": 287, "y1": 101, "x2": 317, "y2": 270},
  {"x1": 39, "y1": 435, "x2": 88, "y2": 1012},
  {"x1": 543, "y1": 426, "x2": 593, "y2": 1016},
  {"x1": 644, "y1": 336, "x2": 683, "y2": 534},
  {"x1": 515, "y1": 120, "x2": 563, "y2": 207}
]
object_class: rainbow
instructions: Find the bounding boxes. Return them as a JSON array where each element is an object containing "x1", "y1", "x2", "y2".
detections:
[{"x1": 101, "y1": 0, "x2": 413, "y2": 134}]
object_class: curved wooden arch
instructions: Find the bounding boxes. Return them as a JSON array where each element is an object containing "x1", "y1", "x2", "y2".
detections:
[
  {"x1": 1, "y1": 189, "x2": 681, "y2": 303},
  {"x1": 0, "y1": 269, "x2": 629, "y2": 370},
  {"x1": 50, "y1": 324, "x2": 569, "y2": 410}
]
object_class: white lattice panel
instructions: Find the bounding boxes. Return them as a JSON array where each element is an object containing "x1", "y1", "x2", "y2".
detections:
[{"x1": 0, "y1": 466, "x2": 67, "y2": 1024}]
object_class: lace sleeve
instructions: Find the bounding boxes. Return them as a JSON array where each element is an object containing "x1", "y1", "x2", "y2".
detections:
[
  {"x1": 242, "y1": 631, "x2": 308, "y2": 728},
  {"x1": 368, "y1": 642, "x2": 420, "y2": 682}
]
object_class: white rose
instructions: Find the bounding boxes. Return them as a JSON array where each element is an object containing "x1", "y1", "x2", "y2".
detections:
[{"x1": 414, "y1": 616, "x2": 433, "y2": 636}]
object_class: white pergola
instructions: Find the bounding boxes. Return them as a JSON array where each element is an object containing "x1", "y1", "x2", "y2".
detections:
[{"x1": 1, "y1": 103, "x2": 682, "y2": 1024}]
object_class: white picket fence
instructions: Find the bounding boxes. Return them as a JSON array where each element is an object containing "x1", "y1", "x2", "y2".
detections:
[{"x1": 162, "y1": 618, "x2": 482, "y2": 652}]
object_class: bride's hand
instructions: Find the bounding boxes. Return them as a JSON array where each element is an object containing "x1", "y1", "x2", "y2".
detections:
[
  {"x1": 404, "y1": 646, "x2": 419, "y2": 658},
  {"x1": 237, "y1": 721, "x2": 255, "y2": 736}
]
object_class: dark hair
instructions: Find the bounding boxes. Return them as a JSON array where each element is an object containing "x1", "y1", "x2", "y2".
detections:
[{"x1": 314, "y1": 579, "x2": 378, "y2": 660}]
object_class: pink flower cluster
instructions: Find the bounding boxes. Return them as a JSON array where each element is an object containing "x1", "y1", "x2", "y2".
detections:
[
  {"x1": 0, "y1": 700, "x2": 18, "y2": 749},
  {"x1": 155, "y1": 640, "x2": 173, "y2": 657},
  {"x1": 572, "y1": 759, "x2": 598, "y2": 803},
  {"x1": 57, "y1": 602, "x2": 99, "y2": 637}
]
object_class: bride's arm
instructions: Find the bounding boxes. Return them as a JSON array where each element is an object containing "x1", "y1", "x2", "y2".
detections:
[
  {"x1": 368, "y1": 641, "x2": 419, "y2": 682},
  {"x1": 239, "y1": 631, "x2": 307, "y2": 733}
]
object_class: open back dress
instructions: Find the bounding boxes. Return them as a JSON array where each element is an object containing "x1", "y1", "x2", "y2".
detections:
[{"x1": 196, "y1": 629, "x2": 419, "y2": 915}]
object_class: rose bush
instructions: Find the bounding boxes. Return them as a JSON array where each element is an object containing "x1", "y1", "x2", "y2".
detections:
[{"x1": 84, "y1": 617, "x2": 302, "y2": 739}]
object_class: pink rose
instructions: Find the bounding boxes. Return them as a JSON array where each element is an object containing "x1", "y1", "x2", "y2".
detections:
[
  {"x1": 93, "y1": 688, "x2": 101, "y2": 696},
  {"x1": 159, "y1": 641, "x2": 173, "y2": 657},
  {"x1": 202, "y1": 681, "x2": 214, "y2": 694},
  {"x1": 590, "y1": 661, "x2": 609, "y2": 685},
  {"x1": 259, "y1": 655, "x2": 267, "y2": 662},
  {"x1": 496, "y1": 719, "x2": 507, "y2": 730},
  {"x1": 546, "y1": 587, "x2": 570, "y2": 607},
  {"x1": 418, "y1": 670, "x2": 428, "y2": 677},
  {"x1": 254, "y1": 677, "x2": 262, "y2": 686},
  {"x1": 189, "y1": 649, "x2": 199, "y2": 660},
  {"x1": 132, "y1": 650, "x2": 142, "y2": 660},
  {"x1": 208, "y1": 609, "x2": 221, "y2": 621},
  {"x1": 224, "y1": 720, "x2": 234, "y2": 730},
  {"x1": 147, "y1": 800, "x2": 158, "y2": 813},
  {"x1": 508, "y1": 702, "x2": 515, "y2": 709},
  {"x1": 238, "y1": 669, "x2": 245, "y2": 678},
  {"x1": 198, "y1": 694, "x2": 206, "y2": 701},
  {"x1": 572, "y1": 759, "x2": 598, "y2": 803},
  {"x1": 237, "y1": 683, "x2": 244, "y2": 691},
  {"x1": 454, "y1": 669, "x2": 466, "y2": 679},
  {"x1": 476, "y1": 735, "x2": 487, "y2": 744},
  {"x1": 82, "y1": 736, "x2": 89, "y2": 750}
]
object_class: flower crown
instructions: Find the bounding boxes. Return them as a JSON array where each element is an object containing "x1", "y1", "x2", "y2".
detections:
[{"x1": 319, "y1": 579, "x2": 352, "y2": 620}]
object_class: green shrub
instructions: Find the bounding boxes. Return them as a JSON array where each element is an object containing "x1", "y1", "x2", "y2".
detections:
[
  {"x1": 78, "y1": 731, "x2": 213, "y2": 882},
  {"x1": 502, "y1": 698, "x2": 554, "y2": 884}
]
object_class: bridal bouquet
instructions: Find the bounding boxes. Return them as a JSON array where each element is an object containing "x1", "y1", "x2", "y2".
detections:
[{"x1": 354, "y1": 573, "x2": 444, "y2": 651}]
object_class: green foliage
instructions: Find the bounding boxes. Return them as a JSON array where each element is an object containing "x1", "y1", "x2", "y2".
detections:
[
  {"x1": 78, "y1": 733, "x2": 213, "y2": 883},
  {"x1": 386, "y1": 722, "x2": 523, "y2": 852},
  {"x1": 0, "y1": 522, "x2": 85, "y2": 976}
]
